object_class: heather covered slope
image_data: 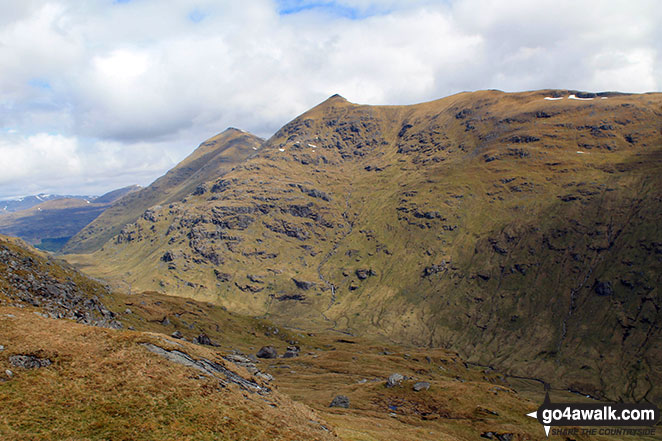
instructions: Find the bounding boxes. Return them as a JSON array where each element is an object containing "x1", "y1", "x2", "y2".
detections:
[
  {"x1": 66, "y1": 90, "x2": 662, "y2": 403},
  {"x1": 63, "y1": 128, "x2": 263, "y2": 254}
]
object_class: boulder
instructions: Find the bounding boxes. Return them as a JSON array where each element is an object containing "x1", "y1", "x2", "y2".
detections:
[
  {"x1": 161, "y1": 251, "x2": 175, "y2": 262},
  {"x1": 256, "y1": 346, "x2": 278, "y2": 359},
  {"x1": 283, "y1": 345, "x2": 300, "y2": 358},
  {"x1": 413, "y1": 381, "x2": 430, "y2": 391},
  {"x1": 195, "y1": 333, "x2": 216, "y2": 346},
  {"x1": 329, "y1": 395, "x2": 350, "y2": 408},
  {"x1": 480, "y1": 432, "x2": 514, "y2": 441},
  {"x1": 292, "y1": 278, "x2": 315, "y2": 290},
  {"x1": 386, "y1": 373, "x2": 404, "y2": 388},
  {"x1": 9, "y1": 355, "x2": 52, "y2": 369},
  {"x1": 214, "y1": 270, "x2": 232, "y2": 282},
  {"x1": 255, "y1": 372, "x2": 274, "y2": 382},
  {"x1": 247, "y1": 274, "x2": 264, "y2": 284},
  {"x1": 594, "y1": 280, "x2": 613, "y2": 296},
  {"x1": 171, "y1": 330, "x2": 183, "y2": 339},
  {"x1": 355, "y1": 269, "x2": 376, "y2": 280}
]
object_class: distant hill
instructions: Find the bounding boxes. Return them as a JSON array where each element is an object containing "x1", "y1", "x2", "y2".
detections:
[
  {"x1": 92, "y1": 184, "x2": 141, "y2": 204},
  {"x1": 0, "y1": 185, "x2": 140, "y2": 251},
  {"x1": 62, "y1": 128, "x2": 263, "y2": 254},
  {"x1": 0, "y1": 194, "x2": 95, "y2": 214},
  {"x1": 66, "y1": 89, "x2": 662, "y2": 404}
]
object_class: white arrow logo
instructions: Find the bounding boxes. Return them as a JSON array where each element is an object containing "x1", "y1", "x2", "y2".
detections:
[{"x1": 527, "y1": 410, "x2": 550, "y2": 437}]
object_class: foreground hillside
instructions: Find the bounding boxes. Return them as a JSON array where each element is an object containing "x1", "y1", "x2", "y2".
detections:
[
  {"x1": 65, "y1": 90, "x2": 662, "y2": 404},
  {"x1": 4, "y1": 235, "x2": 655, "y2": 440},
  {"x1": 63, "y1": 129, "x2": 263, "y2": 254},
  {"x1": 0, "y1": 235, "x2": 335, "y2": 440}
]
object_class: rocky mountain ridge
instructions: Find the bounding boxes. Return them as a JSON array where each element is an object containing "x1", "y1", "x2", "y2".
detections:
[
  {"x1": 65, "y1": 89, "x2": 662, "y2": 404},
  {"x1": 63, "y1": 129, "x2": 263, "y2": 254}
]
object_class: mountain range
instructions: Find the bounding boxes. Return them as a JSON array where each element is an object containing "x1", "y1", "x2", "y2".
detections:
[
  {"x1": 0, "y1": 193, "x2": 95, "y2": 214},
  {"x1": 0, "y1": 185, "x2": 141, "y2": 251},
  {"x1": 60, "y1": 89, "x2": 662, "y2": 406}
]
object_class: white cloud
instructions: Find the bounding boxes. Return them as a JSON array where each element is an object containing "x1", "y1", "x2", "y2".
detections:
[
  {"x1": 0, "y1": 133, "x2": 81, "y2": 194},
  {"x1": 0, "y1": 0, "x2": 659, "y2": 198}
]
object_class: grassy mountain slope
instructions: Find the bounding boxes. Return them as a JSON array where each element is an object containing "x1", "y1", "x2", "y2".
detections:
[
  {"x1": 0, "y1": 310, "x2": 338, "y2": 441},
  {"x1": 0, "y1": 185, "x2": 141, "y2": 251},
  {"x1": 66, "y1": 90, "x2": 662, "y2": 404},
  {"x1": 4, "y1": 235, "x2": 648, "y2": 441},
  {"x1": 62, "y1": 129, "x2": 264, "y2": 254},
  {"x1": 0, "y1": 234, "x2": 335, "y2": 440}
]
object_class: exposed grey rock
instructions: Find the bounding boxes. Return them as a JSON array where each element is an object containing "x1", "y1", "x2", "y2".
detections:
[
  {"x1": 480, "y1": 432, "x2": 514, "y2": 441},
  {"x1": 247, "y1": 274, "x2": 264, "y2": 284},
  {"x1": 422, "y1": 262, "x2": 447, "y2": 277},
  {"x1": 355, "y1": 268, "x2": 376, "y2": 280},
  {"x1": 0, "y1": 345, "x2": 4, "y2": 352},
  {"x1": 161, "y1": 251, "x2": 175, "y2": 262},
  {"x1": 329, "y1": 395, "x2": 350, "y2": 408},
  {"x1": 302, "y1": 186, "x2": 330, "y2": 201},
  {"x1": 9, "y1": 354, "x2": 52, "y2": 369},
  {"x1": 142, "y1": 343, "x2": 269, "y2": 394},
  {"x1": 171, "y1": 330, "x2": 183, "y2": 339},
  {"x1": 255, "y1": 372, "x2": 273, "y2": 382},
  {"x1": 193, "y1": 184, "x2": 207, "y2": 195},
  {"x1": 413, "y1": 381, "x2": 430, "y2": 391},
  {"x1": 5, "y1": 369, "x2": 12, "y2": 378},
  {"x1": 214, "y1": 270, "x2": 232, "y2": 282},
  {"x1": 234, "y1": 282, "x2": 264, "y2": 293},
  {"x1": 0, "y1": 244, "x2": 121, "y2": 329},
  {"x1": 195, "y1": 333, "x2": 216, "y2": 346},
  {"x1": 277, "y1": 294, "x2": 305, "y2": 302},
  {"x1": 292, "y1": 278, "x2": 315, "y2": 290},
  {"x1": 263, "y1": 220, "x2": 309, "y2": 240},
  {"x1": 386, "y1": 373, "x2": 404, "y2": 388},
  {"x1": 594, "y1": 280, "x2": 613, "y2": 296},
  {"x1": 225, "y1": 354, "x2": 253, "y2": 364},
  {"x1": 256, "y1": 346, "x2": 278, "y2": 359},
  {"x1": 283, "y1": 345, "x2": 300, "y2": 358}
]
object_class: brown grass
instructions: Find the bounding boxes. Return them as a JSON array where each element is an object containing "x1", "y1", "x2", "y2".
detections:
[{"x1": 0, "y1": 307, "x2": 335, "y2": 441}]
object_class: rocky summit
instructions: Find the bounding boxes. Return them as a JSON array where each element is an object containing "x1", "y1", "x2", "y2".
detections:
[{"x1": 64, "y1": 90, "x2": 662, "y2": 405}]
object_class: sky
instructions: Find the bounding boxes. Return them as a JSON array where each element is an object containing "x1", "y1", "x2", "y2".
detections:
[{"x1": 0, "y1": 0, "x2": 660, "y2": 199}]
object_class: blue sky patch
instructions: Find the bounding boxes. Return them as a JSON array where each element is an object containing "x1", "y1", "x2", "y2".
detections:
[
  {"x1": 188, "y1": 9, "x2": 206, "y2": 23},
  {"x1": 276, "y1": 1, "x2": 383, "y2": 19},
  {"x1": 28, "y1": 78, "x2": 52, "y2": 90}
]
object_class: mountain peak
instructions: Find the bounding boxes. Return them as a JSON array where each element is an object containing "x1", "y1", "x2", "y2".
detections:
[
  {"x1": 325, "y1": 93, "x2": 349, "y2": 103},
  {"x1": 223, "y1": 127, "x2": 248, "y2": 134}
]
